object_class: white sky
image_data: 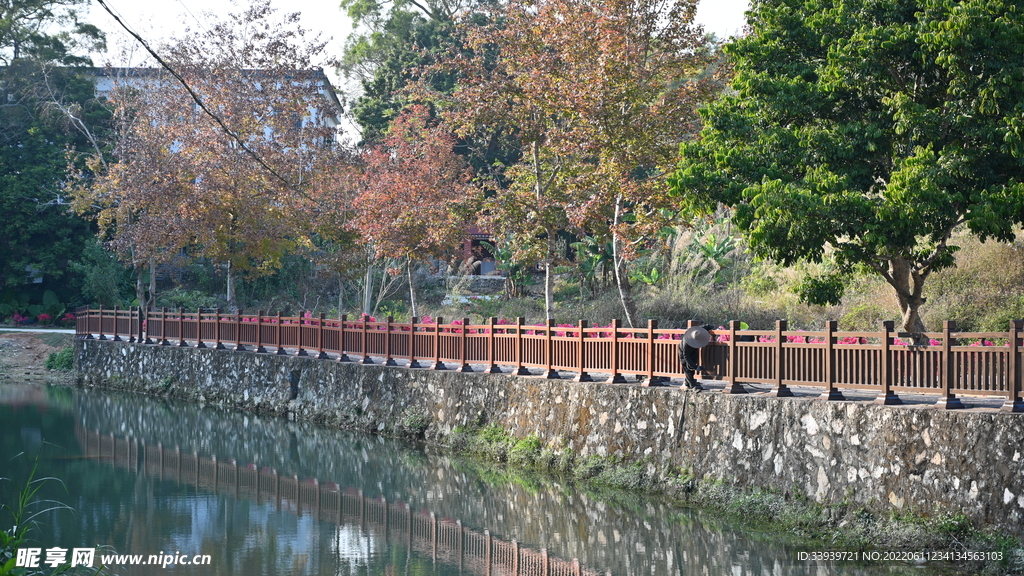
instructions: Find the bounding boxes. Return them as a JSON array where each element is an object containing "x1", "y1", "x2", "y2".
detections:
[{"x1": 85, "y1": 0, "x2": 750, "y2": 72}]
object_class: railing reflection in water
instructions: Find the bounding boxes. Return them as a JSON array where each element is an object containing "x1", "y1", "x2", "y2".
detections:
[{"x1": 75, "y1": 424, "x2": 601, "y2": 576}]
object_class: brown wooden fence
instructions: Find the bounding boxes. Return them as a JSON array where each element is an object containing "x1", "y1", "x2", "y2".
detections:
[
  {"x1": 75, "y1": 425, "x2": 600, "y2": 576},
  {"x1": 75, "y1": 307, "x2": 1024, "y2": 411}
]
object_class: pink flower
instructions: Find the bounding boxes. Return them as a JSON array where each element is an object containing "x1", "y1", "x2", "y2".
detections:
[{"x1": 37, "y1": 313, "x2": 52, "y2": 323}]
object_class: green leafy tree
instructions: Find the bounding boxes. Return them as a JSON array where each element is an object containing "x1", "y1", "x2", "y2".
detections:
[
  {"x1": 339, "y1": 0, "x2": 472, "y2": 142},
  {"x1": 671, "y1": 0, "x2": 1024, "y2": 332},
  {"x1": 0, "y1": 0, "x2": 104, "y2": 66},
  {"x1": 0, "y1": 0, "x2": 107, "y2": 309}
]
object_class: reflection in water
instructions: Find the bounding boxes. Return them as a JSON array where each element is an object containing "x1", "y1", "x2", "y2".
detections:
[
  {"x1": 0, "y1": 384, "x2": 956, "y2": 576},
  {"x1": 76, "y1": 425, "x2": 592, "y2": 576}
]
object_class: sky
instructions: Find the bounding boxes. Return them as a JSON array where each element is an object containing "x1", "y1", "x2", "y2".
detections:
[
  {"x1": 84, "y1": 0, "x2": 750, "y2": 71},
  {"x1": 83, "y1": 0, "x2": 749, "y2": 135}
]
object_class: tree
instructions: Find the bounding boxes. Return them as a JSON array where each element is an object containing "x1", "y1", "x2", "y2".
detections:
[
  {"x1": 348, "y1": 105, "x2": 473, "y2": 317},
  {"x1": 438, "y1": 0, "x2": 718, "y2": 323},
  {"x1": 77, "y1": 1, "x2": 343, "y2": 310},
  {"x1": 342, "y1": 8, "x2": 459, "y2": 143},
  {"x1": 670, "y1": 0, "x2": 1024, "y2": 333},
  {"x1": 0, "y1": 0, "x2": 104, "y2": 66},
  {"x1": 0, "y1": 0, "x2": 107, "y2": 309}
]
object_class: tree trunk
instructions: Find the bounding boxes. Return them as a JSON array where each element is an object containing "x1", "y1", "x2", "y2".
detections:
[
  {"x1": 225, "y1": 261, "x2": 237, "y2": 312},
  {"x1": 407, "y1": 257, "x2": 418, "y2": 319},
  {"x1": 134, "y1": 265, "x2": 147, "y2": 312},
  {"x1": 544, "y1": 228, "x2": 555, "y2": 320},
  {"x1": 148, "y1": 256, "x2": 156, "y2": 304},
  {"x1": 887, "y1": 256, "x2": 928, "y2": 335},
  {"x1": 338, "y1": 275, "x2": 344, "y2": 318},
  {"x1": 362, "y1": 262, "x2": 374, "y2": 316},
  {"x1": 612, "y1": 194, "x2": 638, "y2": 328},
  {"x1": 532, "y1": 142, "x2": 556, "y2": 321}
]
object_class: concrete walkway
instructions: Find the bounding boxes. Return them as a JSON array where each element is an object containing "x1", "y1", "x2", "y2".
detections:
[{"x1": 0, "y1": 327, "x2": 76, "y2": 334}]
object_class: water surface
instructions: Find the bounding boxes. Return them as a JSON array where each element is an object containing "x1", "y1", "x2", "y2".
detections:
[{"x1": 0, "y1": 383, "x2": 963, "y2": 575}]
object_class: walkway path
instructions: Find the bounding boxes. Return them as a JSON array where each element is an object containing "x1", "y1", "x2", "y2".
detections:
[{"x1": 0, "y1": 327, "x2": 76, "y2": 334}]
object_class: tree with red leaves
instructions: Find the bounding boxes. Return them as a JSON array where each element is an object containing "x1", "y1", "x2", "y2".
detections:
[{"x1": 349, "y1": 105, "x2": 474, "y2": 317}]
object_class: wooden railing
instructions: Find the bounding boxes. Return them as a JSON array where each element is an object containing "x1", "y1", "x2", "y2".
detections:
[
  {"x1": 75, "y1": 307, "x2": 1024, "y2": 411},
  {"x1": 75, "y1": 425, "x2": 600, "y2": 576}
]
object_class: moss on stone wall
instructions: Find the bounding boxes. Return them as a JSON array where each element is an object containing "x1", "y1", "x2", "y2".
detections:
[{"x1": 442, "y1": 422, "x2": 1024, "y2": 575}]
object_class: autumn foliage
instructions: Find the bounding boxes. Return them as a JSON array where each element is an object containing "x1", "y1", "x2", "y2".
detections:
[
  {"x1": 349, "y1": 105, "x2": 473, "y2": 263},
  {"x1": 73, "y1": 2, "x2": 347, "y2": 309}
]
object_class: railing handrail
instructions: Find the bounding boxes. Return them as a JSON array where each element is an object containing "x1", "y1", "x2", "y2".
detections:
[{"x1": 75, "y1": 308, "x2": 1024, "y2": 411}]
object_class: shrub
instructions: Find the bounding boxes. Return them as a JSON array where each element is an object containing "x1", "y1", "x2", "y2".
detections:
[{"x1": 45, "y1": 347, "x2": 74, "y2": 371}]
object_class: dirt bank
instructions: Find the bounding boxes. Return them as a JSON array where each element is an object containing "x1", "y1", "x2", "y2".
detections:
[{"x1": 0, "y1": 331, "x2": 75, "y2": 385}]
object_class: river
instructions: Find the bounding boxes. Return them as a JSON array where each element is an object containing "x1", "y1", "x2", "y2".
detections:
[{"x1": 0, "y1": 383, "x2": 963, "y2": 575}]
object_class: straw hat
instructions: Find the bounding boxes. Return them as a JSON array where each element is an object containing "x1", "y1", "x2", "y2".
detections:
[{"x1": 683, "y1": 326, "x2": 711, "y2": 348}]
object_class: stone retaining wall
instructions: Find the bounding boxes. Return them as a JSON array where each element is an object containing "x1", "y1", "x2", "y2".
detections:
[{"x1": 75, "y1": 338, "x2": 1024, "y2": 537}]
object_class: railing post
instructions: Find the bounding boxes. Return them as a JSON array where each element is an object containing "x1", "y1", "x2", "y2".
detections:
[
  {"x1": 275, "y1": 311, "x2": 287, "y2": 355},
  {"x1": 177, "y1": 307, "x2": 188, "y2": 347},
  {"x1": 112, "y1": 305, "x2": 123, "y2": 341},
  {"x1": 384, "y1": 316, "x2": 397, "y2": 366},
  {"x1": 513, "y1": 317, "x2": 529, "y2": 375},
  {"x1": 337, "y1": 315, "x2": 351, "y2": 362},
  {"x1": 936, "y1": 320, "x2": 965, "y2": 409},
  {"x1": 820, "y1": 320, "x2": 844, "y2": 400},
  {"x1": 543, "y1": 318, "x2": 559, "y2": 379},
  {"x1": 431, "y1": 512, "x2": 438, "y2": 560},
  {"x1": 457, "y1": 519, "x2": 464, "y2": 570},
  {"x1": 403, "y1": 502, "x2": 412, "y2": 547},
  {"x1": 255, "y1": 310, "x2": 268, "y2": 353},
  {"x1": 296, "y1": 312, "x2": 309, "y2": 357},
  {"x1": 574, "y1": 320, "x2": 593, "y2": 382},
  {"x1": 408, "y1": 317, "x2": 422, "y2": 367},
  {"x1": 1002, "y1": 320, "x2": 1023, "y2": 412},
  {"x1": 644, "y1": 319, "x2": 658, "y2": 385},
  {"x1": 159, "y1": 307, "x2": 170, "y2": 346},
  {"x1": 143, "y1": 307, "x2": 153, "y2": 344},
  {"x1": 874, "y1": 321, "x2": 901, "y2": 405},
  {"x1": 80, "y1": 307, "x2": 92, "y2": 339},
  {"x1": 214, "y1": 308, "x2": 225, "y2": 349},
  {"x1": 127, "y1": 306, "x2": 135, "y2": 343},
  {"x1": 723, "y1": 320, "x2": 746, "y2": 393},
  {"x1": 431, "y1": 317, "x2": 446, "y2": 370},
  {"x1": 458, "y1": 317, "x2": 473, "y2": 372},
  {"x1": 317, "y1": 313, "x2": 329, "y2": 359},
  {"x1": 361, "y1": 314, "x2": 373, "y2": 364},
  {"x1": 134, "y1": 306, "x2": 143, "y2": 343},
  {"x1": 485, "y1": 530, "x2": 492, "y2": 573},
  {"x1": 609, "y1": 319, "x2": 626, "y2": 383},
  {"x1": 98, "y1": 305, "x2": 106, "y2": 340},
  {"x1": 195, "y1": 307, "x2": 207, "y2": 349},
  {"x1": 486, "y1": 317, "x2": 501, "y2": 373},
  {"x1": 768, "y1": 320, "x2": 792, "y2": 396},
  {"x1": 235, "y1": 309, "x2": 246, "y2": 351}
]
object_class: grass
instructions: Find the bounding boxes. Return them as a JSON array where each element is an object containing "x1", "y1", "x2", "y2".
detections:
[{"x1": 0, "y1": 456, "x2": 108, "y2": 576}]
